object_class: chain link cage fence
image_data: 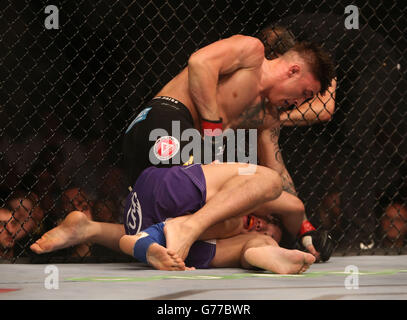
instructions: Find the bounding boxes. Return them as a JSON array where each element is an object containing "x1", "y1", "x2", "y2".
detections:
[{"x1": 0, "y1": 0, "x2": 406, "y2": 263}]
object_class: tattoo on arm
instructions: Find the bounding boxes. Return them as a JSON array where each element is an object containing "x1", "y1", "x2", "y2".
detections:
[
  {"x1": 270, "y1": 127, "x2": 283, "y2": 163},
  {"x1": 269, "y1": 127, "x2": 280, "y2": 140},
  {"x1": 274, "y1": 148, "x2": 283, "y2": 164},
  {"x1": 274, "y1": 146, "x2": 297, "y2": 196},
  {"x1": 269, "y1": 126, "x2": 298, "y2": 196},
  {"x1": 281, "y1": 172, "x2": 298, "y2": 196}
]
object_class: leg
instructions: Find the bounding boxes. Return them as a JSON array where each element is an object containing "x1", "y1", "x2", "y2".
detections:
[
  {"x1": 251, "y1": 190, "x2": 305, "y2": 236},
  {"x1": 242, "y1": 241, "x2": 316, "y2": 274},
  {"x1": 210, "y1": 233, "x2": 263, "y2": 268},
  {"x1": 210, "y1": 233, "x2": 316, "y2": 274},
  {"x1": 198, "y1": 216, "x2": 244, "y2": 241},
  {"x1": 30, "y1": 211, "x2": 125, "y2": 254},
  {"x1": 164, "y1": 163, "x2": 283, "y2": 260}
]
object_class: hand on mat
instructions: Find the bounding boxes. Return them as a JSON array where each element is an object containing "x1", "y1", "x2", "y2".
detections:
[
  {"x1": 300, "y1": 230, "x2": 334, "y2": 262},
  {"x1": 298, "y1": 220, "x2": 334, "y2": 262}
]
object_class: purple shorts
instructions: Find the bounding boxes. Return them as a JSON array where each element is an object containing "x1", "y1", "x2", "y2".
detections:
[{"x1": 123, "y1": 164, "x2": 216, "y2": 268}]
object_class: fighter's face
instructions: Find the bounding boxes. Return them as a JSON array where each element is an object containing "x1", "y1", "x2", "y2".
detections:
[
  {"x1": 267, "y1": 67, "x2": 320, "y2": 108},
  {"x1": 246, "y1": 215, "x2": 282, "y2": 243}
]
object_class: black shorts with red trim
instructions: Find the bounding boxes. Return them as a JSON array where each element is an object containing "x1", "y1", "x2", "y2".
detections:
[{"x1": 123, "y1": 96, "x2": 206, "y2": 186}]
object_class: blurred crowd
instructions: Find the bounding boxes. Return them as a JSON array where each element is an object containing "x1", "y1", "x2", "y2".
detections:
[{"x1": 0, "y1": 125, "x2": 128, "y2": 260}]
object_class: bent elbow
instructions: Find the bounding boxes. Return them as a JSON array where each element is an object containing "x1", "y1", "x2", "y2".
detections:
[
  {"x1": 188, "y1": 52, "x2": 203, "y2": 71},
  {"x1": 288, "y1": 198, "x2": 305, "y2": 230},
  {"x1": 188, "y1": 50, "x2": 208, "y2": 69},
  {"x1": 294, "y1": 199, "x2": 306, "y2": 218},
  {"x1": 292, "y1": 200, "x2": 306, "y2": 235}
]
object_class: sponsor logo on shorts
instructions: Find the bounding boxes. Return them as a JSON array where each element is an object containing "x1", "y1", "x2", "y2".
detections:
[
  {"x1": 153, "y1": 136, "x2": 180, "y2": 161},
  {"x1": 126, "y1": 191, "x2": 142, "y2": 234},
  {"x1": 125, "y1": 107, "x2": 152, "y2": 133},
  {"x1": 149, "y1": 121, "x2": 258, "y2": 174}
]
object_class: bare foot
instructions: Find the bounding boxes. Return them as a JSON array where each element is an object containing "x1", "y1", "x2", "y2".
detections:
[
  {"x1": 244, "y1": 246, "x2": 316, "y2": 274},
  {"x1": 120, "y1": 233, "x2": 195, "y2": 271},
  {"x1": 147, "y1": 244, "x2": 188, "y2": 271},
  {"x1": 163, "y1": 216, "x2": 200, "y2": 261},
  {"x1": 30, "y1": 211, "x2": 92, "y2": 254}
]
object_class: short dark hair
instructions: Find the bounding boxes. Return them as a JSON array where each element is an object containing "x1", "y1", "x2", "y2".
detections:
[
  {"x1": 286, "y1": 41, "x2": 335, "y2": 94},
  {"x1": 256, "y1": 25, "x2": 296, "y2": 59}
]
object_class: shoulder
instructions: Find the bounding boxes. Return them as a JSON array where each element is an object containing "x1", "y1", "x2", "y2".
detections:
[
  {"x1": 227, "y1": 34, "x2": 264, "y2": 52},
  {"x1": 191, "y1": 34, "x2": 263, "y2": 58},
  {"x1": 225, "y1": 35, "x2": 265, "y2": 67}
]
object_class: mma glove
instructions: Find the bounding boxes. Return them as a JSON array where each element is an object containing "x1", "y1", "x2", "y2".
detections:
[{"x1": 299, "y1": 220, "x2": 334, "y2": 262}]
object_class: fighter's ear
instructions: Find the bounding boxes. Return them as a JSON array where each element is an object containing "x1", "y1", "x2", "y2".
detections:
[{"x1": 288, "y1": 64, "x2": 301, "y2": 77}]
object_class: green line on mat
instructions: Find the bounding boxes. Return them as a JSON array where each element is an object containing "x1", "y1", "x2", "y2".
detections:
[{"x1": 66, "y1": 269, "x2": 406, "y2": 282}]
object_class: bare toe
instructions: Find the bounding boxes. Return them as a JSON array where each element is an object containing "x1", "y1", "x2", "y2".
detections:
[{"x1": 30, "y1": 242, "x2": 42, "y2": 254}]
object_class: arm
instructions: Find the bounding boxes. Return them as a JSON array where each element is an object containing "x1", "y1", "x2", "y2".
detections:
[
  {"x1": 257, "y1": 113, "x2": 322, "y2": 258},
  {"x1": 252, "y1": 191, "x2": 305, "y2": 218},
  {"x1": 252, "y1": 191, "x2": 305, "y2": 239},
  {"x1": 280, "y1": 78, "x2": 337, "y2": 126},
  {"x1": 257, "y1": 106, "x2": 317, "y2": 233},
  {"x1": 257, "y1": 110, "x2": 303, "y2": 236},
  {"x1": 188, "y1": 35, "x2": 264, "y2": 126},
  {"x1": 257, "y1": 107, "x2": 298, "y2": 197}
]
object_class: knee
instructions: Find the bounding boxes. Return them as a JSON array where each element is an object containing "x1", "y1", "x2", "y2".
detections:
[{"x1": 257, "y1": 167, "x2": 283, "y2": 201}]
